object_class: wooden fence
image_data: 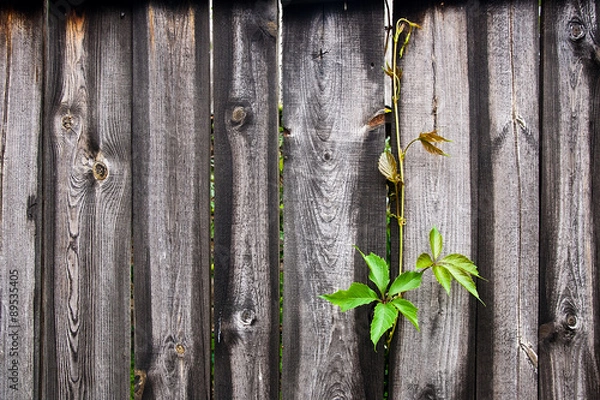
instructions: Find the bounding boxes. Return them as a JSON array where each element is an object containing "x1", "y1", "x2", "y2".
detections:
[{"x1": 1, "y1": 0, "x2": 599, "y2": 398}]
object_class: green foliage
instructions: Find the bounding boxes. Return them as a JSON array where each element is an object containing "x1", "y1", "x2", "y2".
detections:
[
  {"x1": 417, "y1": 227, "x2": 485, "y2": 304},
  {"x1": 321, "y1": 227, "x2": 483, "y2": 349},
  {"x1": 321, "y1": 250, "x2": 422, "y2": 349},
  {"x1": 320, "y1": 18, "x2": 485, "y2": 351},
  {"x1": 321, "y1": 282, "x2": 379, "y2": 312}
]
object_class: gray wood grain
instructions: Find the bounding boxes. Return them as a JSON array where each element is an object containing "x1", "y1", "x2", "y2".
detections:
[
  {"x1": 132, "y1": 1, "x2": 211, "y2": 399},
  {"x1": 540, "y1": 0, "x2": 600, "y2": 398},
  {"x1": 472, "y1": 2, "x2": 540, "y2": 399},
  {"x1": 389, "y1": 3, "x2": 475, "y2": 398},
  {"x1": 0, "y1": 5, "x2": 43, "y2": 399},
  {"x1": 212, "y1": 1, "x2": 280, "y2": 399},
  {"x1": 281, "y1": 2, "x2": 386, "y2": 399},
  {"x1": 41, "y1": 5, "x2": 132, "y2": 398}
]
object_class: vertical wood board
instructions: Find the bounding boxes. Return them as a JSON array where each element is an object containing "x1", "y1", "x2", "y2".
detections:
[
  {"x1": 281, "y1": 2, "x2": 386, "y2": 399},
  {"x1": 390, "y1": 2, "x2": 475, "y2": 398},
  {"x1": 471, "y1": 1, "x2": 540, "y2": 398},
  {"x1": 132, "y1": 1, "x2": 212, "y2": 399},
  {"x1": 540, "y1": 0, "x2": 600, "y2": 398},
  {"x1": 0, "y1": 5, "x2": 43, "y2": 399},
  {"x1": 42, "y1": 4, "x2": 133, "y2": 398},
  {"x1": 213, "y1": 1, "x2": 280, "y2": 399}
]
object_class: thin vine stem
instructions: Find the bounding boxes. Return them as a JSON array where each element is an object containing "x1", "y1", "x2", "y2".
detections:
[{"x1": 392, "y1": 19, "x2": 419, "y2": 277}]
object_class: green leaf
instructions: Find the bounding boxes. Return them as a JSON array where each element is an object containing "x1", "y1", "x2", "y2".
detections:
[
  {"x1": 438, "y1": 252, "x2": 485, "y2": 304},
  {"x1": 416, "y1": 253, "x2": 434, "y2": 270},
  {"x1": 357, "y1": 248, "x2": 390, "y2": 297},
  {"x1": 441, "y1": 253, "x2": 484, "y2": 279},
  {"x1": 388, "y1": 271, "x2": 423, "y2": 297},
  {"x1": 391, "y1": 298, "x2": 419, "y2": 331},
  {"x1": 320, "y1": 282, "x2": 379, "y2": 312},
  {"x1": 443, "y1": 263, "x2": 485, "y2": 304},
  {"x1": 429, "y1": 227, "x2": 443, "y2": 260},
  {"x1": 432, "y1": 264, "x2": 452, "y2": 295},
  {"x1": 371, "y1": 302, "x2": 398, "y2": 350}
]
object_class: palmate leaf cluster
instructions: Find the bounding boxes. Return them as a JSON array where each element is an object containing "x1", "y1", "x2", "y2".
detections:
[{"x1": 321, "y1": 228, "x2": 484, "y2": 349}]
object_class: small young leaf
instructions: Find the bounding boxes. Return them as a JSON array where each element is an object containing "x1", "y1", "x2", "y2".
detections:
[
  {"x1": 419, "y1": 140, "x2": 449, "y2": 157},
  {"x1": 388, "y1": 270, "x2": 423, "y2": 297},
  {"x1": 371, "y1": 302, "x2": 398, "y2": 350},
  {"x1": 443, "y1": 263, "x2": 484, "y2": 304},
  {"x1": 378, "y1": 151, "x2": 401, "y2": 184},
  {"x1": 416, "y1": 253, "x2": 434, "y2": 270},
  {"x1": 357, "y1": 249, "x2": 390, "y2": 297},
  {"x1": 391, "y1": 298, "x2": 419, "y2": 331},
  {"x1": 432, "y1": 265, "x2": 452, "y2": 295},
  {"x1": 320, "y1": 282, "x2": 379, "y2": 312},
  {"x1": 419, "y1": 130, "x2": 452, "y2": 144},
  {"x1": 429, "y1": 227, "x2": 443, "y2": 260}
]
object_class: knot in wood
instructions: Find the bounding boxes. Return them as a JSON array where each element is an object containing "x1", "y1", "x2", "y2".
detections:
[
  {"x1": 539, "y1": 321, "x2": 557, "y2": 342},
  {"x1": 418, "y1": 384, "x2": 438, "y2": 400},
  {"x1": 565, "y1": 313, "x2": 578, "y2": 330},
  {"x1": 568, "y1": 18, "x2": 586, "y2": 42},
  {"x1": 133, "y1": 370, "x2": 147, "y2": 400},
  {"x1": 239, "y1": 309, "x2": 256, "y2": 326},
  {"x1": 231, "y1": 106, "x2": 247, "y2": 125},
  {"x1": 61, "y1": 114, "x2": 74, "y2": 130},
  {"x1": 93, "y1": 161, "x2": 108, "y2": 180}
]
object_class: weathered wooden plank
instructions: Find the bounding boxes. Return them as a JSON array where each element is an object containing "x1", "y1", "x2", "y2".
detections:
[
  {"x1": 389, "y1": 2, "x2": 475, "y2": 398},
  {"x1": 214, "y1": 0, "x2": 280, "y2": 399},
  {"x1": 282, "y1": 0, "x2": 357, "y2": 6},
  {"x1": 131, "y1": 1, "x2": 211, "y2": 398},
  {"x1": 41, "y1": 4, "x2": 132, "y2": 398},
  {"x1": 212, "y1": 1, "x2": 280, "y2": 399},
  {"x1": 0, "y1": 4, "x2": 43, "y2": 399},
  {"x1": 471, "y1": 1, "x2": 540, "y2": 398},
  {"x1": 540, "y1": 0, "x2": 600, "y2": 398},
  {"x1": 281, "y1": 2, "x2": 386, "y2": 399}
]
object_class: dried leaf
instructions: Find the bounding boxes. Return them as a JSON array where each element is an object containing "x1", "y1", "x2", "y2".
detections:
[
  {"x1": 367, "y1": 109, "x2": 391, "y2": 130},
  {"x1": 378, "y1": 151, "x2": 401, "y2": 183}
]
